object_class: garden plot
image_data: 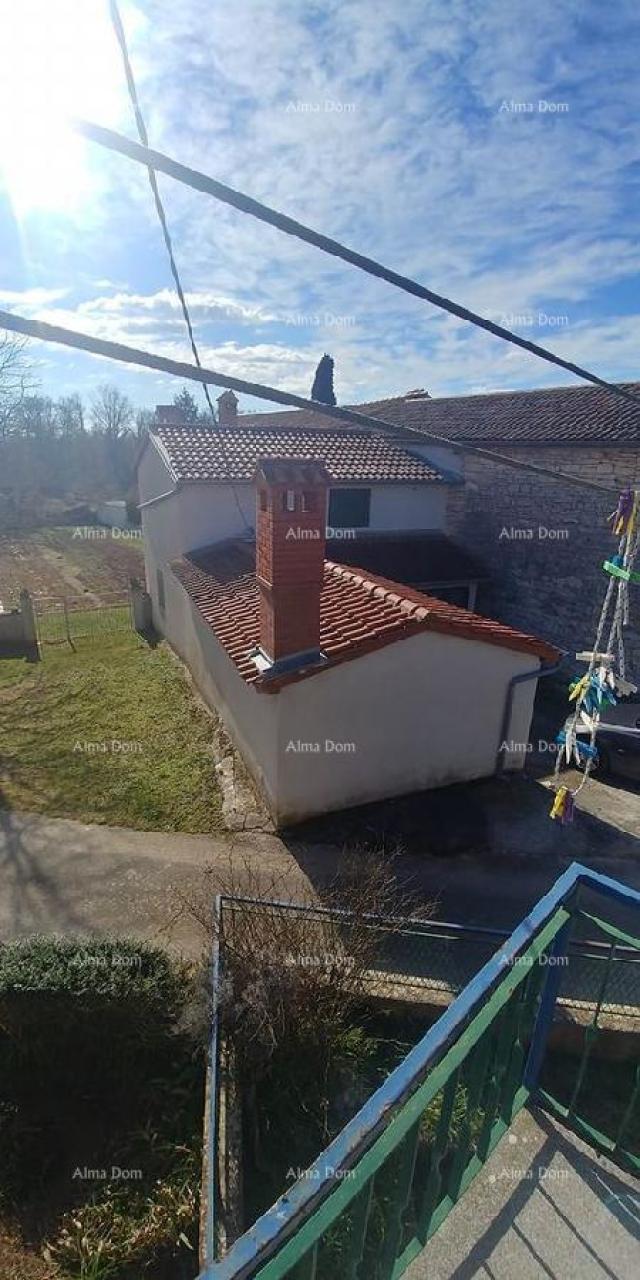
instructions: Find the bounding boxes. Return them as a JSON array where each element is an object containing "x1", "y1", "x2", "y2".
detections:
[{"x1": 0, "y1": 527, "x2": 144, "y2": 605}]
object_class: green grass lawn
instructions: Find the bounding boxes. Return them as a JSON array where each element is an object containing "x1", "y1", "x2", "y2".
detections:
[{"x1": 0, "y1": 632, "x2": 224, "y2": 832}]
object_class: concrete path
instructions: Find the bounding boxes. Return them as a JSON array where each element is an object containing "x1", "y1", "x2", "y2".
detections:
[
  {"x1": 2, "y1": 797, "x2": 640, "y2": 957},
  {"x1": 406, "y1": 1106, "x2": 640, "y2": 1279},
  {"x1": 539, "y1": 765, "x2": 640, "y2": 838},
  {"x1": 0, "y1": 809, "x2": 318, "y2": 957}
]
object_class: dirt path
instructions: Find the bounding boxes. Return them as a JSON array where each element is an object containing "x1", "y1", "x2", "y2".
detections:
[{"x1": 38, "y1": 546, "x2": 101, "y2": 603}]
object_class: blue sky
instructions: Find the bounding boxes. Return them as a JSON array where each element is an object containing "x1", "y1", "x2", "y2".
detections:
[{"x1": 1, "y1": 0, "x2": 639, "y2": 415}]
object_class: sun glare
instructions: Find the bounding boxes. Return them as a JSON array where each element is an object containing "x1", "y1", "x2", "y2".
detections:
[{"x1": 0, "y1": 0, "x2": 136, "y2": 217}]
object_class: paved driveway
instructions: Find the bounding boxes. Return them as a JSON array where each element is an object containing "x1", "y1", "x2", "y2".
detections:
[
  {"x1": 0, "y1": 809, "x2": 316, "y2": 957},
  {"x1": 2, "y1": 777, "x2": 640, "y2": 956}
]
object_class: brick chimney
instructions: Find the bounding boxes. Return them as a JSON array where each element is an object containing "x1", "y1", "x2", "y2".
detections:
[
  {"x1": 254, "y1": 459, "x2": 330, "y2": 671},
  {"x1": 217, "y1": 390, "x2": 238, "y2": 427}
]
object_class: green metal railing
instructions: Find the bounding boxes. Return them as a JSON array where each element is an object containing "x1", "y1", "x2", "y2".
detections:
[
  {"x1": 201, "y1": 864, "x2": 640, "y2": 1280},
  {"x1": 539, "y1": 908, "x2": 640, "y2": 1174}
]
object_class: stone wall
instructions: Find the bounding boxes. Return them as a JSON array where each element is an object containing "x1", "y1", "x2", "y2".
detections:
[{"x1": 445, "y1": 445, "x2": 640, "y2": 676}]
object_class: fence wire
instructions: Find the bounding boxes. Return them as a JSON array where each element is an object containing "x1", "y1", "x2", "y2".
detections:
[{"x1": 34, "y1": 592, "x2": 133, "y2": 647}]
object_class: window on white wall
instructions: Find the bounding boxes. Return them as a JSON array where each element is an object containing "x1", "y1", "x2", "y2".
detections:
[{"x1": 328, "y1": 488, "x2": 371, "y2": 528}]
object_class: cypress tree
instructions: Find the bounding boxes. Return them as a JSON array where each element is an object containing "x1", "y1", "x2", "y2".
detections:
[{"x1": 310, "y1": 354, "x2": 336, "y2": 406}]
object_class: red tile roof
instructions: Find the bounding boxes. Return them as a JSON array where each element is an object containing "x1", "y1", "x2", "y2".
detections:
[
  {"x1": 171, "y1": 540, "x2": 559, "y2": 690},
  {"x1": 217, "y1": 381, "x2": 640, "y2": 446},
  {"x1": 151, "y1": 424, "x2": 445, "y2": 483}
]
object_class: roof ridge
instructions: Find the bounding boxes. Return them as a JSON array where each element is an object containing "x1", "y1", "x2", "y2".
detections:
[
  {"x1": 426, "y1": 380, "x2": 640, "y2": 404},
  {"x1": 326, "y1": 560, "x2": 430, "y2": 620}
]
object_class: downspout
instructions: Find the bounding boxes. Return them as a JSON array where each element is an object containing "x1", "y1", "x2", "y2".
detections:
[{"x1": 495, "y1": 656, "x2": 565, "y2": 777}]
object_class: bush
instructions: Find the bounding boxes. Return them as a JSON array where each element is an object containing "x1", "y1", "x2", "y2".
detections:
[
  {"x1": 0, "y1": 937, "x2": 188, "y2": 1103},
  {"x1": 0, "y1": 938, "x2": 205, "y2": 1277}
]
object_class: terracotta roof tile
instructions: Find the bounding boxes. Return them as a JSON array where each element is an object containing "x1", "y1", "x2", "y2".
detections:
[
  {"x1": 152, "y1": 424, "x2": 444, "y2": 483},
  {"x1": 206, "y1": 381, "x2": 640, "y2": 446},
  {"x1": 170, "y1": 540, "x2": 559, "y2": 691}
]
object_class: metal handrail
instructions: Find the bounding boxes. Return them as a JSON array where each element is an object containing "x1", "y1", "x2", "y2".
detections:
[{"x1": 200, "y1": 864, "x2": 640, "y2": 1280}]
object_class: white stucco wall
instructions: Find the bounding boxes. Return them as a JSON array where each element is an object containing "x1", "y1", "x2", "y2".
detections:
[
  {"x1": 137, "y1": 442, "x2": 172, "y2": 506},
  {"x1": 159, "y1": 564, "x2": 279, "y2": 802},
  {"x1": 271, "y1": 631, "x2": 538, "y2": 823},
  {"x1": 367, "y1": 484, "x2": 447, "y2": 531},
  {"x1": 138, "y1": 438, "x2": 449, "y2": 577},
  {"x1": 158, "y1": 562, "x2": 541, "y2": 825},
  {"x1": 97, "y1": 501, "x2": 129, "y2": 529}
]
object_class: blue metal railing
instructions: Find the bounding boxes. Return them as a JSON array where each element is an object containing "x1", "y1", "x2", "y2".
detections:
[{"x1": 199, "y1": 863, "x2": 640, "y2": 1280}]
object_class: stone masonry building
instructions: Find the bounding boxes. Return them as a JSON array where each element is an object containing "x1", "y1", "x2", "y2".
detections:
[{"x1": 295, "y1": 382, "x2": 640, "y2": 678}]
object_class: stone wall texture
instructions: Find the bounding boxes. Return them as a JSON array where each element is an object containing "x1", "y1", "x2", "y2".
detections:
[{"x1": 445, "y1": 446, "x2": 640, "y2": 676}]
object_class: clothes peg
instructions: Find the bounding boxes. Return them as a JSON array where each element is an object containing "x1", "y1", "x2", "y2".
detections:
[
  {"x1": 603, "y1": 554, "x2": 640, "y2": 584},
  {"x1": 609, "y1": 488, "x2": 635, "y2": 537},
  {"x1": 550, "y1": 786, "x2": 575, "y2": 824}
]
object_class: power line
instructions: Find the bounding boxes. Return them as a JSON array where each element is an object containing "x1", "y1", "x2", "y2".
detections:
[
  {"x1": 108, "y1": 2, "x2": 215, "y2": 423},
  {"x1": 0, "y1": 306, "x2": 623, "y2": 497},
  {"x1": 108, "y1": 0, "x2": 251, "y2": 532},
  {"x1": 72, "y1": 116, "x2": 640, "y2": 414}
]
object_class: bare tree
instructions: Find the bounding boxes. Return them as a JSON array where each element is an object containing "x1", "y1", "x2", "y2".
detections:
[
  {"x1": 135, "y1": 407, "x2": 155, "y2": 439},
  {"x1": 0, "y1": 332, "x2": 34, "y2": 438},
  {"x1": 177, "y1": 845, "x2": 434, "y2": 1186},
  {"x1": 56, "y1": 392, "x2": 85, "y2": 437},
  {"x1": 90, "y1": 382, "x2": 134, "y2": 440},
  {"x1": 14, "y1": 394, "x2": 57, "y2": 439}
]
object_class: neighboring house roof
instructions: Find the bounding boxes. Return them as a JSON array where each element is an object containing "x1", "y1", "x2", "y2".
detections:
[
  {"x1": 149, "y1": 425, "x2": 446, "y2": 483},
  {"x1": 226, "y1": 381, "x2": 640, "y2": 447},
  {"x1": 171, "y1": 540, "x2": 559, "y2": 690},
  {"x1": 326, "y1": 531, "x2": 487, "y2": 585}
]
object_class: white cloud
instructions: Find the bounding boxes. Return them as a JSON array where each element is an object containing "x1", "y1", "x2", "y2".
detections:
[{"x1": 3, "y1": 0, "x2": 639, "y2": 405}]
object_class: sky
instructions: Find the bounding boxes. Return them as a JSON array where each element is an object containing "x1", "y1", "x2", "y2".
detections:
[{"x1": 0, "y1": 0, "x2": 639, "y2": 416}]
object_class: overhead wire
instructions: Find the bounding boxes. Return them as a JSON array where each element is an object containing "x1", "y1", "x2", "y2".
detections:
[
  {"x1": 71, "y1": 116, "x2": 640, "y2": 414},
  {"x1": 5, "y1": 13, "x2": 637, "y2": 502},
  {"x1": 0, "y1": 306, "x2": 624, "y2": 498},
  {"x1": 108, "y1": 0, "x2": 251, "y2": 532}
]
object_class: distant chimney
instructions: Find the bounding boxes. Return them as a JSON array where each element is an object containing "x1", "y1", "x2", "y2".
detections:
[
  {"x1": 217, "y1": 390, "x2": 238, "y2": 427},
  {"x1": 254, "y1": 459, "x2": 330, "y2": 671},
  {"x1": 155, "y1": 404, "x2": 187, "y2": 424}
]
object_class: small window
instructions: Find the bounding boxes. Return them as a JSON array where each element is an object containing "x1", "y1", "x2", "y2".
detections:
[
  {"x1": 283, "y1": 489, "x2": 296, "y2": 512},
  {"x1": 301, "y1": 491, "x2": 317, "y2": 513},
  {"x1": 328, "y1": 487, "x2": 371, "y2": 529},
  {"x1": 156, "y1": 568, "x2": 166, "y2": 614}
]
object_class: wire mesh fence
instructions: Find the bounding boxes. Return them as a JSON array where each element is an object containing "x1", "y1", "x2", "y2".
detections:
[
  {"x1": 34, "y1": 592, "x2": 133, "y2": 647},
  {"x1": 219, "y1": 899, "x2": 640, "y2": 1018}
]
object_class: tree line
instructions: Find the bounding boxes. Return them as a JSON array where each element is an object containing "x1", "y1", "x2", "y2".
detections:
[
  {"x1": 0, "y1": 330, "x2": 338, "y2": 529},
  {"x1": 0, "y1": 333, "x2": 205, "y2": 527}
]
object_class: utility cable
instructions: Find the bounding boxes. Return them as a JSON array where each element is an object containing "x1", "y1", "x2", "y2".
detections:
[
  {"x1": 72, "y1": 116, "x2": 640, "y2": 415},
  {"x1": 108, "y1": 0, "x2": 251, "y2": 532},
  {"x1": 0, "y1": 307, "x2": 624, "y2": 497}
]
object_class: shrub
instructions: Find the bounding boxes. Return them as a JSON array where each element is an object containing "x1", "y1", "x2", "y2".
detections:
[
  {"x1": 44, "y1": 1156, "x2": 198, "y2": 1279},
  {"x1": 0, "y1": 938, "x2": 204, "y2": 1277},
  {"x1": 0, "y1": 937, "x2": 188, "y2": 1103}
]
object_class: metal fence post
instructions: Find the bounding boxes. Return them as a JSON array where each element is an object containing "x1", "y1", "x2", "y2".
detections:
[{"x1": 62, "y1": 598, "x2": 75, "y2": 651}]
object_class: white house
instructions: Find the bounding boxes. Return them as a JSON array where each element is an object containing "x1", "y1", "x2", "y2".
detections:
[
  {"x1": 137, "y1": 394, "x2": 485, "y2": 618},
  {"x1": 136, "y1": 412, "x2": 559, "y2": 827}
]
